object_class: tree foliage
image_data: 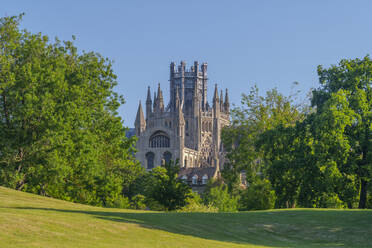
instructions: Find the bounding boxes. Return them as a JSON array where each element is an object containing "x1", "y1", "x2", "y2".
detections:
[
  {"x1": 0, "y1": 14, "x2": 142, "y2": 206},
  {"x1": 223, "y1": 56, "x2": 371, "y2": 209},
  {"x1": 221, "y1": 86, "x2": 304, "y2": 193},
  {"x1": 146, "y1": 160, "x2": 192, "y2": 211}
]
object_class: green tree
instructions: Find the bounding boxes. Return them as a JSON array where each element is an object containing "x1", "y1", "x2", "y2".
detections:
[
  {"x1": 239, "y1": 179, "x2": 276, "y2": 210},
  {"x1": 0, "y1": 14, "x2": 142, "y2": 206},
  {"x1": 147, "y1": 160, "x2": 192, "y2": 211},
  {"x1": 312, "y1": 57, "x2": 372, "y2": 208},
  {"x1": 221, "y1": 86, "x2": 304, "y2": 192},
  {"x1": 203, "y1": 184, "x2": 239, "y2": 212}
]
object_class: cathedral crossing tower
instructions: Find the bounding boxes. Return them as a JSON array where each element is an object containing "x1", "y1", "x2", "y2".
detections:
[{"x1": 135, "y1": 61, "x2": 230, "y2": 188}]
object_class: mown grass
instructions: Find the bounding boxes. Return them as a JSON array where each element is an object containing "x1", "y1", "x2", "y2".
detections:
[{"x1": 0, "y1": 186, "x2": 371, "y2": 248}]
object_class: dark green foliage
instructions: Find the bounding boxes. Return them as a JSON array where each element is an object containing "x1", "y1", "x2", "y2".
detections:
[
  {"x1": 0, "y1": 15, "x2": 143, "y2": 206},
  {"x1": 146, "y1": 160, "x2": 192, "y2": 211},
  {"x1": 223, "y1": 56, "x2": 371, "y2": 209},
  {"x1": 239, "y1": 179, "x2": 276, "y2": 211},
  {"x1": 313, "y1": 57, "x2": 372, "y2": 208},
  {"x1": 130, "y1": 194, "x2": 147, "y2": 210}
]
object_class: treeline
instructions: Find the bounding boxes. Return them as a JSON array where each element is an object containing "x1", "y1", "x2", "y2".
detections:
[{"x1": 222, "y1": 58, "x2": 371, "y2": 209}]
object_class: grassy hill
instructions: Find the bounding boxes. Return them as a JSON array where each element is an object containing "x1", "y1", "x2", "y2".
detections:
[{"x1": 0, "y1": 187, "x2": 371, "y2": 248}]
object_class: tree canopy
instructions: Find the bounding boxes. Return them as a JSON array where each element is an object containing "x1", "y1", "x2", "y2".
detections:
[{"x1": 0, "y1": 14, "x2": 142, "y2": 206}]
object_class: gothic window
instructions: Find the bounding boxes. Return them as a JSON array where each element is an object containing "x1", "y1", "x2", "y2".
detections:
[
  {"x1": 209, "y1": 122, "x2": 212, "y2": 132},
  {"x1": 184, "y1": 156, "x2": 188, "y2": 167},
  {"x1": 149, "y1": 131, "x2": 170, "y2": 148},
  {"x1": 146, "y1": 152, "x2": 155, "y2": 169},
  {"x1": 192, "y1": 175, "x2": 198, "y2": 185},
  {"x1": 163, "y1": 151, "x2": 172, "y2": 165},
  {"x1": 202, "y1": 175, "x2": 208, "y2": 185}
]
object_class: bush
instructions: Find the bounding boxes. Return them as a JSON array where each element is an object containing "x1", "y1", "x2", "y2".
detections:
[
  {"x1": 239, "y1": 179, "x2": 276, "y2": 211},
  {"x1": 318, "y1": 193, "x2": 346, "y2": 209},
  {"x1": 204, "y1": 184, "x2": 239, "y2": 212},
  {"x1": 177, "y1": 193, "x2": 218, "y2": 213},
  {"x1": 130, "y1": 194, "x2": 147, "y2": 210},
  {"x1": 106, "y1": 195, "x2": 130, "y2": 209}
]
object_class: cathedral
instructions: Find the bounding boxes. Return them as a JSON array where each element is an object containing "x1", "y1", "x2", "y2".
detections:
[{"x1": 134, "y1": 61, "x2": 230, "y2": 186}]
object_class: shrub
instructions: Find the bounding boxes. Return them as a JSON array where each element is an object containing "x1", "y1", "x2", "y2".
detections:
[
  {"x1": 130, "y1": 194, "x2": 147, "y2": 210},
  {"x1": 177, "y1": 193, "x2": 218, "y2": 213},
  {"x1": 204, "y1": 184, "x2": 239, "y2": 212},
  {"x1": 106, "y1": 195, "x2": 130, "y2": 209},
  {"x1": 239, "y1": 179, "x2": 276, "y2": 211}
]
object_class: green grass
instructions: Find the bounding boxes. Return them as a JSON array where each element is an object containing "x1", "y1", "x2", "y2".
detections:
[{"x1": 0, "y1": 187, "x2": 371, "y2": 248}]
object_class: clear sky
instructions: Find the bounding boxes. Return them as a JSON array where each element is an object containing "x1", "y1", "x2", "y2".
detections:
[{"x1": 2, "y1": 1, "x2": 372, "y2": 126}]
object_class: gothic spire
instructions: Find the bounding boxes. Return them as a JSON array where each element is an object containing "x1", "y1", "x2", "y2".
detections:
[
  {"x1": 213, "y1": 84, "x2": 219, "y2": 102},
  {"x1": 135, "y1": 101, "x2": 145, "y2": 135},
  {"x1": 213, "y1": 84, "x2": 220, "y2": 112},
  {"x1": 146, "y1": 86, "x2": 152, "y2": 103},
  {"x1": 158, "y1": 83, "x2": 164, "y2": 111},
  {"x1": 153, "y1": 91, "x2": 157, "y2": 110},
  {"x1": 220, "y1": 89, "x2": 224, "y2": 109},
  {"x1": 157, "y1": 83, "x2": 162, "y2": 98},
  {"x1": 224, "y1": 88, "x2": 230, "y2": 112},
  {"x1": 146, "y1": 86, "x2": 152, "y2": 117}
]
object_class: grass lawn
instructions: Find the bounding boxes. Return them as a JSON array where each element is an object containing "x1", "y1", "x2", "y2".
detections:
[{"x1": 0, "y1": 186, "x2": 371, "y2": 248}]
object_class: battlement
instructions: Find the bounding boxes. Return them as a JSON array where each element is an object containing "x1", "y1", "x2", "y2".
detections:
[{"x1": 170, "y1": 61, "x2": 207, "y2": 77}]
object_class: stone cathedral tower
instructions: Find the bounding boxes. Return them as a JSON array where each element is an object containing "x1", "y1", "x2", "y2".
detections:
[{"x1": 135, "y1": 61, "x2": 230, "y2": 184}]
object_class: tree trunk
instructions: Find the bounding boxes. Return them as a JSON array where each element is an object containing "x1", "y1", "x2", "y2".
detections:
[{"x1": 358, "y1": 179, "x2": 367, "y2": 209}]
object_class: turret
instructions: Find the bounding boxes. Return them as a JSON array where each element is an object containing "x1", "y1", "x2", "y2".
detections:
[
  {"x1": 213, "y1": 84, "x2": 220, "y2": 113},
  {"x1": 220, "y1": 90, "x2": 224, "y2": 111},
  {"x1": 153, "y1": 91, "x2": 157, "y2": 111},
  {"x1": 224, "y1": 89, "x2": 230, "y2": 113},
  {"x1": 194, "y1": 61, "x2": 199, "y2": 76},
  {"x1": 201, "y1": 63, "x2": 208, "y2": 109},
  {"x1": 134, "y1": 101, "x2": 146, "y2": 136},
  {"x1": 146, "y1": 86, "x2": 152, "y2": 118},
  {"x1": 157, "y1": 83, "x2": 164, "y2": 112}
]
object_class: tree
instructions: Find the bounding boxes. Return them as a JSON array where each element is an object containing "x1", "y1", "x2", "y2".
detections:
[
  {"x1": 221, "y1": 86, "x2": 304, "y2": 192},
  {"x1": 147, "y1": 160, "x2": 192, "y2": 211},
  {"x1": 0, "y1": 14, "x2": 142, "y2": 206},
  {"x1": 203, "y1": 184, "x2": 239, "y2": 212},
  {"x1": 312, "y1": 57, "x2": 372, "y2": 208},
  {"x1": 239, "y1": 179, "x2": 276, "y2": 210}
]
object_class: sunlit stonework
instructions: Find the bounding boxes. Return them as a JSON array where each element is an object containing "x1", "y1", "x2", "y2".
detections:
[{"x1": 134, "y1": 61, "x2": 230, "y2": 186}]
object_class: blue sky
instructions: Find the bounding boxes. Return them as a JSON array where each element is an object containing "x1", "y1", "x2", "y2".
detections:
[{"x1": 2, "y1": 1, "x2": 372, "y2": 126}]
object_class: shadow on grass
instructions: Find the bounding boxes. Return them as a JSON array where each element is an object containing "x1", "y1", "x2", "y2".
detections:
[{"x1": 10, "y1": 207, "x2": 372, "y2": 247}]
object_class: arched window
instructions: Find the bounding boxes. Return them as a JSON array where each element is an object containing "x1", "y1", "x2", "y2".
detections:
[
  {"x1": 163, "y1": 151, "x2": 172, "y2": 165},
  {"x1": 149, "y1": 131, "x2": 170, "y2": 148},
  {"x1": 202, "y1": 175, "x2": 208, "y2": 185},
  {"x1": 192, "y1": 175, "x2": 198, "y2": 185},
  {"x1": 184, "y1": 156, "x2": 188, "y2": 167},
  {"x1": 146, "y1": 152, "x2": 155, "y2": 169}
]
